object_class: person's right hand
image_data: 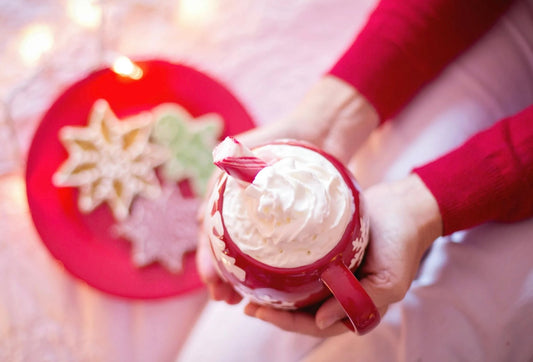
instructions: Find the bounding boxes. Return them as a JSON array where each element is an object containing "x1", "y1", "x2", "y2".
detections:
[
  {"x1": 196, "y1": 75, "x2": 380, "y2": 304},
  {"x1": 242, "y1": 174, "x2": 443, "y2": 337}
]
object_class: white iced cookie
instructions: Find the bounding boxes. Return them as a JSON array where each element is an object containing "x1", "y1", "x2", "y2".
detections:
[
  {"x1": 115, "y1": 184, "x2": 200, "y2": 273},
  {"x1": 53, "y1": 99, "x2": 168, "y2": 220}
]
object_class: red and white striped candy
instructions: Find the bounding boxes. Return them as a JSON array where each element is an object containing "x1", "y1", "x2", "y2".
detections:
[{"x1": 213, "y1": 137, "x2": 267, "y2": 183}]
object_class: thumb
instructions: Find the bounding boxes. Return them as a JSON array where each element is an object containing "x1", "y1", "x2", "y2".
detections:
[{"x1": 359, "y1": 272, "x2": 400, "y2": 317}]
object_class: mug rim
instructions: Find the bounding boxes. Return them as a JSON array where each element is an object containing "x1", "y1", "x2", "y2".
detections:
[{"x1": 217, "y1": 140, "x2": 363, "y2": 275}]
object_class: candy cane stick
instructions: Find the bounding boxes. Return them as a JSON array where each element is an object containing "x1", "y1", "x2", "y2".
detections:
[{"x1": 213, "y1": 137, "x2": 268, "y2": 183}]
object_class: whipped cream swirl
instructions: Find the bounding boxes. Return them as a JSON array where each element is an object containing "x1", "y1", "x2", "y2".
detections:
[{"x1": 222, "y1": 144, "x2": 354, "y2": 268}]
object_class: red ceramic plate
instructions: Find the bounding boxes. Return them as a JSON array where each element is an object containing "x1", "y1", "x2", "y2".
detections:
[{"x1": 25, "y1": 59, "x2": 255, "y2": 299}]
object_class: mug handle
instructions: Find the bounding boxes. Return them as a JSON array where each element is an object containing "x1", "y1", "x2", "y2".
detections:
[{"x1": 320, "y1": 257, "x2": 380, "y2": 335}]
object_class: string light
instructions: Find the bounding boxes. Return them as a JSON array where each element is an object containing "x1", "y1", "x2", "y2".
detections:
[
  {"x1": 112, "y1": 56, "x2": 144, "y2": 80},
  {"x1": 18, "y1": 24, "x2": 54, "y2": 67},
  {"x1": 67, "y1": 0, "x2": 103, "y2": 29},
  {"x1": 3, "y1": 174, "x2": 28, "y2": 212},
  {"x1": 176, "y1": 0, "x2": 216, "y2": 28}
]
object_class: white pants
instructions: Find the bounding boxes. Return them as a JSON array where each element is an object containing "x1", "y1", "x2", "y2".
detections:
[{"x1": 178, "y1": 1, "x2": 533, "y2": 361}]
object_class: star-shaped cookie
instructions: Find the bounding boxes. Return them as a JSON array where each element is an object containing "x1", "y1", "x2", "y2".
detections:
[
  {"x1": 150, "y1": 103, "x2": 223, "y2": 196},
  {"x1": 115, "y1": 184, "x2": 200, "y2": 273},
  {"x1": 52, "y1": 99, "x2": 168, "y2": 220}
]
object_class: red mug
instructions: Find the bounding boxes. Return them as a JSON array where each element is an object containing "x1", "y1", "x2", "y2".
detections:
[{"x1": 204, "y1": 139, "x2": 380, "y2": 334}]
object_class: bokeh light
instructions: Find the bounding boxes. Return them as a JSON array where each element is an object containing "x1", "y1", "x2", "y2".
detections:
[
  {"x1": 176, "y1": 0, "x2": 216, "y2": 28},
  {"x1": 18, "y1": 24, "x2": 54, "y2": 67},
  {"x1": 112, "y1": 56, "x2": 144, "y2": 80},
  {"x1": 67, "y1": 0, "x2": 103, "y2": 29}
]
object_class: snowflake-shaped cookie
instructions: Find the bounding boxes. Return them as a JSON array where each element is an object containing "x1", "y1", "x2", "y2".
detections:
[
  {"x1": 115, "y1": 184, "x2": 200, "y2": 273},
  {"x1": 52, "y1": 99, "x2": 168, "y2": 220},
  {"x1": 150, "y1": 103, "x2": 223, "y2": 196}
]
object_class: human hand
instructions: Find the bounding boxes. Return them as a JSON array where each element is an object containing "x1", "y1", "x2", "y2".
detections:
[
  {"x1": 243, "y1": 174, "x2": 443, "y2": 337},
  {"x1": 236, "y1": 75, "x2": 379, "y2": 164},
  {"x1": 196, "y1": 169, "x2": 243, "y2": 305},
  {"x1": 196, "y1": 76, "x2": 379, "y2": 303}
]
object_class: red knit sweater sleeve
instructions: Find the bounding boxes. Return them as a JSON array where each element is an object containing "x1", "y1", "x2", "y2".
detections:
[
  {"x1": 329, "y1": 0, "x2": 513, "y2": 122},
  {"x1": 413, "y1": 106, "x2": 533, "y2": 235}
]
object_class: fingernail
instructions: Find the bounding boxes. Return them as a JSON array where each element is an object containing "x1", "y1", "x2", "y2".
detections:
[
  {"x1": 208, "y1": 284, "x2": 220, "y2": 300},
  {"x1": 244, "y1": 303, "x2": 259, "y2": 317},
  {"x1": 317, "y1": 315, "x2": 337, "y2": 330}
]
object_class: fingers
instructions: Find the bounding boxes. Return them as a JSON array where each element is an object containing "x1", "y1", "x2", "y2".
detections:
[
  {"x1": 314, "y1": 298, "x2": 348, "y2": 330},
  {"x1": 196, "y1": 217, "x2": 244, "y2": 304},
  {"x1": 208, "y1": 279, "x2": 243, "y2": 304},
  {"x1": 315, "y1": 294, "x2": 386, "y2": 332},
  {"x1": 196, "y1": 232, "x2": 243, "y2": 304},
  {"x1": 195, "y1": 230, "x2": 218, "y2": 284},
  {"x1": 357, "y1": 270, "x2": 406, "y2": 319},
  {"x1": 244, "y1": 303, "x2": 350, "y2": 338}
]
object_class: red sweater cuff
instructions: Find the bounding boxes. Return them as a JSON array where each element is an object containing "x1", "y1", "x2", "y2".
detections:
[
  {"x1": 413, "y1": 105, "x2": 533, "y2": 235},
  {"x1": 329, "y1": 0, "x2": 512, "y2": 122}
]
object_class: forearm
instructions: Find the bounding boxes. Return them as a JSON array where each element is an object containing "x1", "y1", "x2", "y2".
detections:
[
  {"x1": 329, "y1": 0, "x2": 514, "y2": 122},
  {"x1": 288, "y1": 76, "x2": 379, "y2": 160},
  {"x1": 240, "y1": 76, "x2": 379, "y2": 164},
  {"x1": 413, "y1": 105, "x2": 533, "y2": 235}
]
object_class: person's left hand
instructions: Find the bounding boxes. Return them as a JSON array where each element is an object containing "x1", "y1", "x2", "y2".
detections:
[{"x1": 243, "y1": 174, "x2": 443, "y2": 337}]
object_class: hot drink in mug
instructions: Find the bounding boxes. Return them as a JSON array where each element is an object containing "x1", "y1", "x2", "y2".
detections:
[{"x1": 204, "y1": 137, "x2": 380, "y2": 334}]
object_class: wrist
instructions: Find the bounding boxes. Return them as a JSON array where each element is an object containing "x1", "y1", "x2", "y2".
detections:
[
  {"x1": 294, "y1": 75, "x2": 379, "y2": 126},
  {"x1": 393, "y1": 174, "x2": 443, "y2": 250},
  {"x1": 288, "y1": 75, "x2": 380, "y2": 163}
]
